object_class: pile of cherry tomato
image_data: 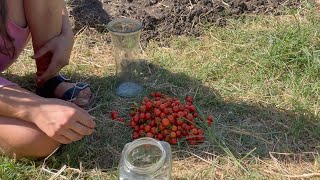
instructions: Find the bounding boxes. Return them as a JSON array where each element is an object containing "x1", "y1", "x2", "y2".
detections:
[{"x1": 111, "y1": 92, "x2": 213, "y2": 145}]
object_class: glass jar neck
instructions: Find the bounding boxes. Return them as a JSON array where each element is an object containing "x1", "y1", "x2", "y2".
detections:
[{"x1": 124, "y1": 138, "x2": 166, "y2": 175}]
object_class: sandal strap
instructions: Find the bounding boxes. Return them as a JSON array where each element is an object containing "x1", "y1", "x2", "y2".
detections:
[
  {"x1": 36, "y1": 73, "x2": 71, "y2": 98},
  {"x1": 62, "y1": 82, "x2": 90, "y2": 101}
]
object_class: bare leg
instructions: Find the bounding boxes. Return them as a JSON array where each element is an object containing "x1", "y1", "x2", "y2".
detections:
[
  {"x1": 24, "y1": 0, "x2": 63, "y2": 77},
  {"x1": 23, "y1": 0, "x2": 92, "y2": 107},
  {"x1": 0, "y1": 85, "x2": 61, "y2": 159},
  {"x1": 0, "y1": 1, "x2": 89, "y2": 158},
  {"x1": 0, "y1": 115, "x2": 60, "y2": 159}
]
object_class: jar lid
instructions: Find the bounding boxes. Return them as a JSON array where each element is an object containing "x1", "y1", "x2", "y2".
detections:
[{"x1": 107, "y1": 18, "x2": 143, "y2": 34}]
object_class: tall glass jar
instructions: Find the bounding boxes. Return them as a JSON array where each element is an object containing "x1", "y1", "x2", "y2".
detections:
[
  {"x1": 118, "y1": 137, "x2": 172, "y2": 180},
  {"x1": 107, "y1": 18, "x2": 144, "y2": 98}
]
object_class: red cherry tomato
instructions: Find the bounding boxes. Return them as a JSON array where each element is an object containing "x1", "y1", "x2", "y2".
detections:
[
  {"x1": 146, "y1": 132, "x2": 154, "y2": 138},
  {"x1": 170, "y1": 138, "x2": 177, "y2": 145},
  {"x1": 146, "y1": 102, "x2": 153, "y2": 110},
  {"x1": 144, "y1": 125, "x2": 151, "y2": 133},
  {"x1": 189, "y1": 105, "x2": 196, "y2": 112},
  {"x1": 192, "y1": 128, "x2": 199, "y2": 135},
  {"x1": 133, "y1": 132, "x2": 139, "y2": 139},
  {"x1": 170, "y1": 132, "x2": 177, "y2": 138},
  {"x1": 162, "y1": 118, "x2": 170, "y2": 127},
  {"x1": 176, "y1": 131, "x2": 182, "y2": 138},
  {"x1": 157, "y1": 134, "x2": 164, "y2": 140},
  {"x1": 171, "y1": 125, "x2": 178, "y2": 132},
  {"x1": 133, "y1": 116, "x2": 139, "y2": 123},
  {"x1": 168, "y1": 115, "x2": 175, "y2": 124},
  {"x1": 186, "y1": 96, "x2": 193, "y2": 103},
  {"x1": 154, "y1": 108, "x2": 161, "y2": 117},
  {"x1": 155, "y1": 92, "x2": 162, "y2": 97},
  {"x1": 139, "y1": 113, "x2": 145, "y2": 120}
]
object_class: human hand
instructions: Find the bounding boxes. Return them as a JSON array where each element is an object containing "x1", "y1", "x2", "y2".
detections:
[
  {"x1": 30, "y1": 98, "x2": 96, "y2": 144},
  {"x1": 33, "y1": 32, "x2": 74, "y2": 85}
]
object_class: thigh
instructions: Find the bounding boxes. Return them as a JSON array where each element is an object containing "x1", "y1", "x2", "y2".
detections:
[
  {"x1": 0, "y1": 84, "x2": 61, "y2": 159},
  {"x1": 6, "y1": 0, "x2": 27, "y2": 28},
  {"x1": 23, "y1": 0, "x2": 63, "y2": 50},
  {"x1": 23, "y1": 0, "x2": 64, "y2": 78},
  {"x1": 0, "y1": 116, "x2": 60, "y2": 159}
]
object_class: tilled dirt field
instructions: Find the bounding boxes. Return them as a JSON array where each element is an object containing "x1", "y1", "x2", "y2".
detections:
[{"x1": 69, "y1": 0, "x2": 304, "y2": 44}]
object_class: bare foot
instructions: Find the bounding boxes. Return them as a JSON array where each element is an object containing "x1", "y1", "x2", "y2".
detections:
[{"x1": 53, "y1": 82, "x2": 92, "y2": 107}]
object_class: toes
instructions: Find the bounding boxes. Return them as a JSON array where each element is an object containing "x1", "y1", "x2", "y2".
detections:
[
  {"x1": 79, "y1": 87, "x2": 92, "y2": 99},
  {"x1": 54, "y1": 81, "x2": 93, "y2": 108},
  {"x1": 72, "y1": 87, "x2": 93, "y2": 107}
]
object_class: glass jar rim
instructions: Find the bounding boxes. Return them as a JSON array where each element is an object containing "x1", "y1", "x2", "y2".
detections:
[
  {"x1": 124, "y1": 137, "x2": 166, "y2": 174},
  {"x1": 107, "y1": 18, "x2": 143, "y2": 34}
]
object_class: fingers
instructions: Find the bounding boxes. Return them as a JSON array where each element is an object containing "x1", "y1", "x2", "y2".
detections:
[
  {"x1": 76, "y1": 114, "x2": 96, "y2": 129},
  {"x1": 52, "y1": 121, "x2": 94, "y2": 144},
  {"x1": 69, "y1": 122, "x2": 94, "y2": 136},
  {"x1": 67, "y1": 103, "x2": 96, "y2": 129},
  {"x1": 32, "y1": 42, "x2": 52, "y2": 59},
  {"x1": 55, "y1": 135, "x2": 72, "y2": 144},
  {"x1": 77, "y1": 118, "x2": 96, "y2": 129},
  {"x1": 60, "y1": 129, "x2": 84, "y2": 143},
  {"x1": 37, "y1": 57, "x2": 62, "y2": 83}
]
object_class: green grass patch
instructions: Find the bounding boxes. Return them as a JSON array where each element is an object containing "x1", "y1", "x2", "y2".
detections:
[{"x1": 1, "y1": 6, "x2": 320, "y2": 179}]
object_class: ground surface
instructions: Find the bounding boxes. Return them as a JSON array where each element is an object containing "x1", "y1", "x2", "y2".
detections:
[
  {"x1": 69, "y1": 0, "x2": 303, "y2": 44},
  {"x1": 1, "y1": 0, "x2": 320, "y2": 180}
]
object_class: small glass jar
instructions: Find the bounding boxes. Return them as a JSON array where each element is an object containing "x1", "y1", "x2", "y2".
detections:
[
  {"x1": 118, "y1": 137, "x2": 172, "y2": 180},
  {"x1": 107, "y1": 18, "x2": 144, "y2": 98}
]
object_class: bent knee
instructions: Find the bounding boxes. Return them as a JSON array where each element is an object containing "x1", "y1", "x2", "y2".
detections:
[
  {"x1": 0, "y1": 116, "x2": 61, "y2": 159},
  {"x1": 3, "y1": 129, "x2": 61, "y2": 159},
  {"x1": 32, "y1": 136, "x2": 61, "y2": 159}
]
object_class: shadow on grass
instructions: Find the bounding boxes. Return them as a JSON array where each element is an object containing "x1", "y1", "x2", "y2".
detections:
[{"x1": 2, "y1": 61, "x2": 320, "y2": 172}]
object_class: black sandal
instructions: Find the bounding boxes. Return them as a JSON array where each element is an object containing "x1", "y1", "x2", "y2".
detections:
[{"x1": 36, "y1": 73, "x2": 94, "y2": 108}]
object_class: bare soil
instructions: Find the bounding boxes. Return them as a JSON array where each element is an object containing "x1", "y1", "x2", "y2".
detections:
[{"x1": 70, "y1": 0, "x2": 303, "y2": 43}]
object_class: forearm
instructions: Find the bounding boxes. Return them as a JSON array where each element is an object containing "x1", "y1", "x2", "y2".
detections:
[{"x1": 0, "y1": 86, "x2": 43, "y2": 123}]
